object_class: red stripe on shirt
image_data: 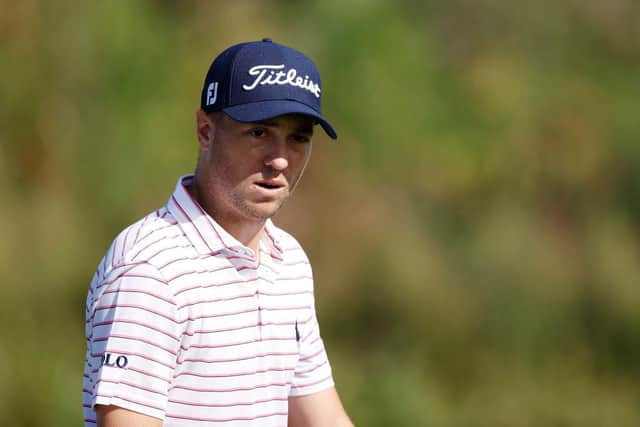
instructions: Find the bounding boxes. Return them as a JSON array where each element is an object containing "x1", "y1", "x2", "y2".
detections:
[
  {"x1": 169, "y1": 380, "x2": 290, "y2": 393},
  {"x1": 174, "y1": 364, "x2": 294, "y2": 379},
  {"x1": 180, "y1": 336, "x2": 294, "y2": 352},
  {"x1": 143, "y1": 241, "x2": 194, "y2": 264},
  {"x1": 299, "y1": 347, "x2": 325, "y2": 362},
  {"x1": 136, "y1": 220, "x2": 177, "y2": 243},
  {"x1": 130, "y1": 231, "x2": 185, "y2": 261},
  {"x1": 92, "y1": 318, "x2": 179, "y2": 341},
  {"x1": 93, "y1": 333, "x2": 177, "y2": 356},
  {"x1": 179, "y1": 350, "x2": 298, "y2": 365},
  {"x1": 294, "y1": 373, "x2": 333, "y2": 389},
  {"x1": 166, "y1": 264, "x2": 233, "y2": 282},
  {"x1": 102, "y1": 284, "x2": 174, "y2": 304},
  {"x1": 168, "y1": 395, "x2": 288, "y2": 408},
  {"x1": 295, "y1": 359, "x2": 329, "y2": 375},
  {"x1": 182, "y1": 314, "x2": 312, "y2": 337},
  {"x1": 174, "y1": 275, "x2": 269, "y2": 298},
  {"x1": 94, "y1": 303, "x2": 176, "y2": 323}
]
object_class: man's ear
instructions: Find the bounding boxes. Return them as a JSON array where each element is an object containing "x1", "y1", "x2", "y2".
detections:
[{"x1": 196, "y1": 109, "x2": 215, "y2": 149}]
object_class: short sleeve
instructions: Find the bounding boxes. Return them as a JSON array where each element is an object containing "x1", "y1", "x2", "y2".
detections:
[
  {"x1": 85, "y1": 262, "x2": 180, "y2": 419},
  {"x1": 289, "y1": 306, "x2": 335, "y2": 396}
]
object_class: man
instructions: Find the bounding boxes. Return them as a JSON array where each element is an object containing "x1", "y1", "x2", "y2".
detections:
[{"x1": 82, "y1": 38, "x2": 353, "y2": 427}]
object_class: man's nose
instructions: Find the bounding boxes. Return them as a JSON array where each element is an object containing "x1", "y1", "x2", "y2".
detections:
[{"x1": 264, "y1": 141, "x2": 289, "y2": 171}]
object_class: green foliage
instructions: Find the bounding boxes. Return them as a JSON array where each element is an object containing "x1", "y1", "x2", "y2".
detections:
[{"x1": 1, "y1": 0, "x2": 639, "y2": 425}]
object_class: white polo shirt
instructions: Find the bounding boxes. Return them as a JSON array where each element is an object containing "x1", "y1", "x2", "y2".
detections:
[{"x1": 82, "y1": 175, "x2": 334, "y2": 426}]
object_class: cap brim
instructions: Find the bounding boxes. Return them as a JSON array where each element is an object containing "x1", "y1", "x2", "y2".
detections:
[{"x1": 223, "y1": 100, "x2": 338, "y2": 140}]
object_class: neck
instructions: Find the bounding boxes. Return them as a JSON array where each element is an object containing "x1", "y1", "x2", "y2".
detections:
[
  {"x1": 188, "y1": 176, "x2": 265, "y2": 257},
  {"x1": 223, "y1": 219, "x2": 265, "y2": 256}
]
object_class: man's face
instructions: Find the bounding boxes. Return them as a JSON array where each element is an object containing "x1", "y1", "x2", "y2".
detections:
[{"x1": 196, "y1": 112, "x2": 313, "y2": 228}]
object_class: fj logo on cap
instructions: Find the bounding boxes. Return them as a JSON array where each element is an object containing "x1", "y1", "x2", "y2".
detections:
[
  {"x1": 242, "y1": 64, "x2": 321, "y2": 98},
  {"x1": 206, "y1": 81, "x2": 219, "y2": 106}
]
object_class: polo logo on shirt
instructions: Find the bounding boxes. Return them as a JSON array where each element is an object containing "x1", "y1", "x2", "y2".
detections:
[
  {"x1": 295, "y1": 320, "x2": 300, "y2": 342},
  {"x1": 102, "y1": 352, "x2": 129, "y2": 369}
]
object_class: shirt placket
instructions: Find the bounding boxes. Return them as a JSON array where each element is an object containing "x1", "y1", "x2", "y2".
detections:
[{"x1": 228, "y1": 246, "x2": 264, "y2": 340}]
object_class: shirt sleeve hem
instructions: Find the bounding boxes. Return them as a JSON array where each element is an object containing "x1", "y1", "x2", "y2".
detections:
[
  {"x1": 289, "y1": 377, "x2": 335, "y2": 397},
  {"x1": 94, "y1": 395, "x2": 165, "y2": 420}
]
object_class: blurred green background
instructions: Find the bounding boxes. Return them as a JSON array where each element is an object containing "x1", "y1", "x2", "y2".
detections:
[{"x1": 1, "y1": 0, "x2": 639, "y2": 425}]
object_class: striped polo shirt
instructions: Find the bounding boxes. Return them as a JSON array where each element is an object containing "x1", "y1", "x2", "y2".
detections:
[{"x1": 82, "y1": 174, "x2": 334, "y2": 426}]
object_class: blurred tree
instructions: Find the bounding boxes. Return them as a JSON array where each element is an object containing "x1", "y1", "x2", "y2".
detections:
[{"x1": 1, "y1": 0, "x2": 639, "y2": 425}]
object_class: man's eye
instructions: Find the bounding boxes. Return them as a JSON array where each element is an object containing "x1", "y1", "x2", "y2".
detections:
[
  {"x1": 250, "y1": 129, "x2": 266, "y2": 138},
  {"x1": 292, "y1": 135, "x2": 310, "y2": 144}
]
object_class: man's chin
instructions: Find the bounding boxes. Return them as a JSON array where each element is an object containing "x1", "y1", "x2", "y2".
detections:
[{"x1": 244, "y1": 200, "x2": 285, "y2": 220}]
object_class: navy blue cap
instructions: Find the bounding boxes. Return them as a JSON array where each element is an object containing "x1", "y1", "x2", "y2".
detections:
[{"x1": 200, "y1": 38, "x2": 337, "y2": 139}]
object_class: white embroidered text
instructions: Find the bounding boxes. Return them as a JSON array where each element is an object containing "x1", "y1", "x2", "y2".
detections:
[{"x1": 242, "y1": 64, "x2": 321, "y2": 98}]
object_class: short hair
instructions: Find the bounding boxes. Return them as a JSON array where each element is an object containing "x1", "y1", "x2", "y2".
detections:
[{"x1": 206, "y1": 110, "x2": 223, "y2": 123}]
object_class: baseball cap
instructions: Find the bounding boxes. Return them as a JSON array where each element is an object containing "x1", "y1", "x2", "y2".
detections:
[{"x1": 200, "y1": 38, "x2": 337, "y2": 139}]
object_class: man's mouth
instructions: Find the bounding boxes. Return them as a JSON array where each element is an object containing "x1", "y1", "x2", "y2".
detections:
[
  {"x1": 255, "y1": 180, "x2": 286, "y2": 191},
  {"x1": 257, "y1": 183, "x2": 280, "y2": 189}
]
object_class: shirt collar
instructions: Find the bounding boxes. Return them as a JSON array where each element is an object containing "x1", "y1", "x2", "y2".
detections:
[
  {"x1": 262, "y1": 218, "x2": 284, "y2": 261},
  {"x1": 167, "y1": 174, "x2": 283, "y2": 258}
]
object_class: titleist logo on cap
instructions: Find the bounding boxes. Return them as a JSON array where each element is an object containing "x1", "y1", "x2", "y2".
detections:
[{"x1": 242, "y1": 64, "x2": 321, "y2": 98}]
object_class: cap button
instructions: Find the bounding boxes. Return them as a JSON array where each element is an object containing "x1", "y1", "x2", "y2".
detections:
[{"x1": 262, "y1": 38, "x2": 273, "y2": 43}]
